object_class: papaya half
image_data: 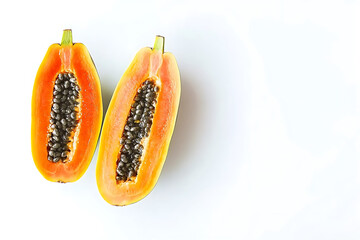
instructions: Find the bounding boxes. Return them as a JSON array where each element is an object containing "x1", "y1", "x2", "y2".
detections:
[
  {"x1": 31, "y1": 29, "x2": 103, "y2": 183},
  {"x1": 96, "y1": 36, "x2": 181, "y2": 205}
]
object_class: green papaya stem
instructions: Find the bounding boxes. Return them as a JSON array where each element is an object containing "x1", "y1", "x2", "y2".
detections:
[
  {"x1": 61, "y1": 29, "x2": 73, "y2": 46},
  {"x1": 153, "y1": 35, "x2": 164, "y2": 53}
]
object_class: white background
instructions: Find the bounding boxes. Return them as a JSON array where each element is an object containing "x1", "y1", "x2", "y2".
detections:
[{"x1": 0, "y1": 0, "x2": 359, "y2": 239}]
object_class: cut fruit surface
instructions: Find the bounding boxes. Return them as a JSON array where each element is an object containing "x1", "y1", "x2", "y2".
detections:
[
  {"x1": 31, "y1": 29, "x2": 103, "y2": 183},
  {"x1": 96, "y1": 36, "x2": 181, "y2": 205}
]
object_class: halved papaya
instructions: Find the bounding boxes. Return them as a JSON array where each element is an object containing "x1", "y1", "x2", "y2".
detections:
[
  {"x1": 96, "y1": 36, "x2": 180, "y2": 205},
  {"x1": 31, "y1": 29, "x2": 103, "y2": 183}
]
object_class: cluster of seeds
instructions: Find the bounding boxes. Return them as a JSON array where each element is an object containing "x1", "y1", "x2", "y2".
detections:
[
  {"x1": 116, "y1": 79, "x2": 160, "y2": 182},
  {"x1": 47, "y1": 72, "x2": 80, "y2": 163}
]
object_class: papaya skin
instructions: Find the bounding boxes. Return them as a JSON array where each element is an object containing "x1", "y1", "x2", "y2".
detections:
[
  {"x1": 96, "y1": 36, "x2": 181, "y2": 206},
  {"x1": 31, "y1": 30, "x2": 103, "y2": 183}
]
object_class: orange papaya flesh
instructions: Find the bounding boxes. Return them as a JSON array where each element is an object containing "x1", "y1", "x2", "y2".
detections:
[
  {"x1": 31, "y1": 29, "x2": 103, "y2": 183},
  {"x1": 96, "y1": 36, "x2": 181, "y2": 206}
]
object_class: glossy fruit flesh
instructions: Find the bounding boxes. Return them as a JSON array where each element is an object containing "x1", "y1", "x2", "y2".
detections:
[
  {"x1": 31, "y1": 30, "x2": 103, "y2": 182},
  {"x1": 96, "y1": 36, "x2": 180, "y2": 205}
]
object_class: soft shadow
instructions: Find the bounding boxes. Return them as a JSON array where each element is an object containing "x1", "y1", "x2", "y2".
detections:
[
  {"x1": 161, "y1": 73, "x2": 202, "y2": 177},
  {"x1": 101, "y1": 77, "x2": 117, "y2": 121}
]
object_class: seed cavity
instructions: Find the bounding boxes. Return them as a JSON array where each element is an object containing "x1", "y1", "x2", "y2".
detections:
[
  {"x1": 47, "y1": 72, "x2": 80, "y2": 163},
  {"x1": 116, "y1": 79, "x2": 159, "y2": 182}
]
